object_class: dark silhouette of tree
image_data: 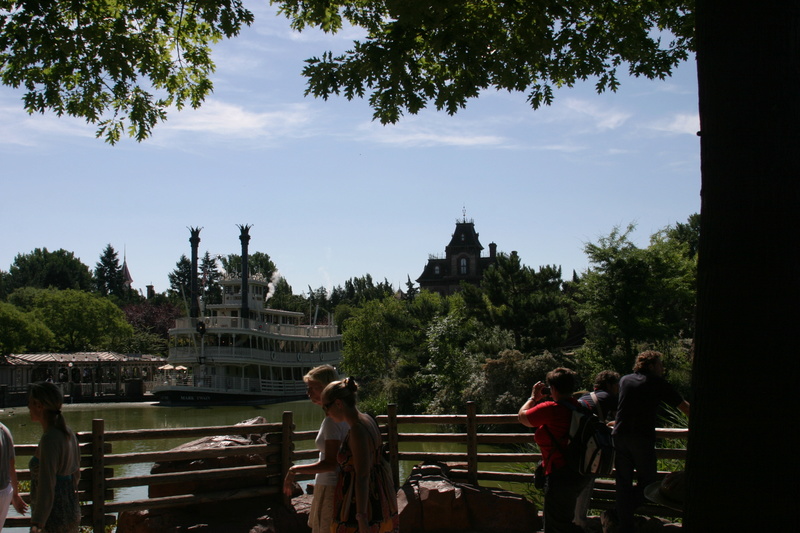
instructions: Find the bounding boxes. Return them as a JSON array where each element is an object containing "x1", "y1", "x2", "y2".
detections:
[
  {"x1": 220, "y1": 251, "x2": 276, "y2": 280},
  {"x1": 167, "y1": 254, "x2": 193, "y2": 311},
  {"x1": 94, "y1": 244, "x2": 125, "y2": 297},
  {"x1": 200, "y1": 251, "x2": 223, "y2": 305},
  {"x1": 463, "y1": 252, "x2": 569, "y2": 352},
  {"x1": 7, "y1": 248, "x2": 93, "y2": 292}
]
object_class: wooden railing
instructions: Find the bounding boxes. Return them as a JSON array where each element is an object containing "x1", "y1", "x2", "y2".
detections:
[{"x1": 7, "y1": 402, "x2": 687, "y2": 531}]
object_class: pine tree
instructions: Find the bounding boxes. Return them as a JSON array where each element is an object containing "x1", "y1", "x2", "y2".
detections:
[{"x1": 94, "y1": 244, "x2": 124, "y2": 297}]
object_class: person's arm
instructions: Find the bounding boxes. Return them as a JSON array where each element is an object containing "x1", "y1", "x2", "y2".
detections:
[
  {"x1": 518, "y1": 381, "x2": 547, "y2": 427},
  {"x1": 348, "y1": 422, "x2": 373, "y2": 533},
  {"x1": 283, "y1": 438, "x2": 341, "y2": 497},
  {"x1": 9, "y1": 456, "x2": 27, "y2": 514}
]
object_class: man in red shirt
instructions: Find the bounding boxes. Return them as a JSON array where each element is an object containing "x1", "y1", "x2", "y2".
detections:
[{"x1": 519, "y1": 367, "x2": 589, "y2": 533}]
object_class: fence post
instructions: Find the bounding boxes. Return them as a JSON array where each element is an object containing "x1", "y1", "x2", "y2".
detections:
[
  {"x1": 466, "y1": 401, "x2": 478, "y2": 485},
  {"x1": 281, "y1": 411, "x2": 294, "y2": 501},
  {"x1": 387, "y1": 403, "x2": 399, "y2": 489},
  {"x1": 91, "y1": 418, "x2": 106, "y2": 532}
]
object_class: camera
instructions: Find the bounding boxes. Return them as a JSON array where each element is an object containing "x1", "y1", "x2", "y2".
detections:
[{"x1": 541, "y1": 386, "x2": 551, "y2": 396}]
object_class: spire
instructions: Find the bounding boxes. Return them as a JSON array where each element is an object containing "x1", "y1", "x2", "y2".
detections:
[{"x1": 121, "y1": 247, "x2": 133, "y2": 289}]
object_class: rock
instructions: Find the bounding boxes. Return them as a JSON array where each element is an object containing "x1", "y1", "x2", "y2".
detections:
[
  {"x1": 149, "y1": 416, "x2": 272, "y2": 503},
  {"x1": 117, "y1": 417, "x2": 311, "y2": 533},
  {"x1": 398, "y1": 462, "x2": 542, "y2": 533}
]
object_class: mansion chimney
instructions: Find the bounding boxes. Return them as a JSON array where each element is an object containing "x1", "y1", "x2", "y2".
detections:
[
  {"x1": 238, "y1": 224, "x2": 252, "y2": 320},
  {"x1": 489, "y1": 242, "x2": 497, "y2": 259},
  {"x1": 189, "y1": 227, "x2": 201, "y2": 318}
]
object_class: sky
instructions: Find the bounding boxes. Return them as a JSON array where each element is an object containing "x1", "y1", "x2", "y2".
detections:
[{"x1": 0, "y1": 3, "x2": 701, "y2": 298}]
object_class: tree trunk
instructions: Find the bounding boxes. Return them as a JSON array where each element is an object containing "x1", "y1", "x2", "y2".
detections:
[{"x1": 687, "y1": 1, "x2": 800, "y2": 529}]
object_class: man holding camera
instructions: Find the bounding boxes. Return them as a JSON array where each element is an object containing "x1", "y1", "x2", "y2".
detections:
[{"x1": 519, "y1": 367, "x2": 589, "y2": 533}]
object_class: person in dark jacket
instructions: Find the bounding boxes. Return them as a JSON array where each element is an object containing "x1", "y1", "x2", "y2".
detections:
[{"x1": 613, "y1": 351, "x2": 689, "y2": 533}]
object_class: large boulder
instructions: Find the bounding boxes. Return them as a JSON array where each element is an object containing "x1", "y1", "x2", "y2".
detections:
[
  {"x1": 117, "y1": 417, "x2": 311, "y2": 533},
  {"x1": 149, "y1": 416, "x2": 272, "y2": 501},
  {"x1": 397, "y1": 462, "x2": 542, "y2": 533}
]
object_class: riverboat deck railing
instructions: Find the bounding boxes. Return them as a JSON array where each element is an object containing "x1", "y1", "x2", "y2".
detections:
[
  {"x1": 173, "y1": 317, "x2": 338, "y2": 337},
  {"x1": 7, "y1": 402, "x2": 687, "y2": 531}
]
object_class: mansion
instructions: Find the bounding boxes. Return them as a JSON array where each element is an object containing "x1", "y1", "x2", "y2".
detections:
[{"x1": 416, "y1": 217, "x2": 499, "y2": 295}]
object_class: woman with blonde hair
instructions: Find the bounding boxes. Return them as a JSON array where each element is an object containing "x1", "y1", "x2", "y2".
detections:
[
  {"x1": 323, "y1": 378, "x2": 398, "y2": 533},
  {"x1": 283, "y1": 365, "x2": 349, "y2": 533},
  {"x1": 27, "y1": 382, "x2": 81, "y2": 533}
]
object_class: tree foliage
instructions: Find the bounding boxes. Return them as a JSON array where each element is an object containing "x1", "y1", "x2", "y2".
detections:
[
  {"x1": 122, "y1": 300, "x2": 182, "y2": 341},
  {"x1": 0, "y1": 0, "x2": 254, "y2": 143},
  {"x1": 167, "y1": 254, "x2": 192, "y2": 309},
  {"x1": 574, "y1": 223, "x2": 696, "y2": 370},
  {"x1": 463, "y1": 252, "x2": 569, "y2": 352},
  {"x1": 0, "y1": 300, "x2": 54, "y2": 355},
  {"x1": 200, "y1": 251, "x2": 223, "y2": 305},
  {"x1": 221, "y1": 251, "x2": 277, "y2": 280},
  {"x1": 9, "y1": 288, "x2": 133, "y2": 351},
  {"x1": 94, "y1": 243, "x2": 125, "y2": 297},
  {"x1": 6, "y1": 248, "x2": 93, "y2": 292},
  {"x1": 330, "y1": 274, "x2": 396, "y2": 308},
  {"x1": 275, "y1": 0, "x2": 694, "y2": 123}
]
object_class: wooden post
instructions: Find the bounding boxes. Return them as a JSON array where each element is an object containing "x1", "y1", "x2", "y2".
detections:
[
  {"x1": 387, "y1": 403, "x2": 399, "y2": 489},
  {"x1": 466, "y1": 401, "x2": 478, "y2": 485},
  {"x1": 281, "y1": 411, "x2": 294, "y2": 501},
  {"x1": 91, "y1": 418, "x2": 106, "y2": 531}
]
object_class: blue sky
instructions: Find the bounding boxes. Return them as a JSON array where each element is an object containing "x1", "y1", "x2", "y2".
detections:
[{"x1": 0, "y1": 3, "x2": 700, "y2": 298}]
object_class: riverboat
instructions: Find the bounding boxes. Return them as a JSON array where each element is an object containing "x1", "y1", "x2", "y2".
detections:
[{"x1": 152, "y1": 271, "x2": 342, "y2": 405}]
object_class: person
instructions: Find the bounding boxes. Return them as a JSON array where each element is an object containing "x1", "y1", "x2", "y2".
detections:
[
  {"x1": 518, "y1": 367, "x2": 589, "y2": 533},
  {"x1": 612, "y1": 351, "x2": 690, "y2": 533},
  {"x1": 0, "y1": 421, "x2": 28, "y2": 528},
  {"x1": 322, "y1": 378, "x2": 398, "y2": 533},
  {"x1": 27, "y1": 382, "x2": 81, "y2": 533},
  {"x1": 283, "y1": 365, "x2": 349, "y2": 533},
  {"x1": 573, "y1": 370, "x2": 620, "y2": 531}
]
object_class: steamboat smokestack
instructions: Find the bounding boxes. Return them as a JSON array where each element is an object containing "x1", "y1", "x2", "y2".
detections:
[
  {"x1": 238, "y1": 224, "x2": 252, "y2": 321},
  {"x1": 189, "y1": 227, "x2": 201, "y2": 318}
]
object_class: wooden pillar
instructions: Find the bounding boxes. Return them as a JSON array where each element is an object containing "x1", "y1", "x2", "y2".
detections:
[
  {"x1": 466, "y1": 401, "x2": 478, "y2": 485},
  {"x1": 281, "y1": 411, "x2": 294, "y2": 503},
  {"x1": 387, "y1": 403, "x2": 400, "y2": 489},
  {"x1": 91, "y1": 418, "x2": 106, "y2": 531}
]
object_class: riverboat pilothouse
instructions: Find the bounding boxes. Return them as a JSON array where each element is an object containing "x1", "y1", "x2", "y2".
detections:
[{"x1": 153, "y1": 226, "x2": 342, "y2": 405}]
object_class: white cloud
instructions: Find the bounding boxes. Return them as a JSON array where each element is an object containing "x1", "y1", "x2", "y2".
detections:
[
  {"x1": 563, "y1": 98, "x2": 631, "y2": 130},
  {"x1": 161, "y1": 100, "x2": 314, "y2": 139},
  {"x1": 649, "y1": 112, "x2": 699, "y2": 135},
  {"x1": 356, "y1": 119, "x2": 507, "y2": 148},
  {"x1": 0, "y1": 102, "x2": 95, "y2": 147}
]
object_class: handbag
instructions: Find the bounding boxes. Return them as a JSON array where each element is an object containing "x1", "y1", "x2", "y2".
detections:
[{"x1": 534, "y1": 460, "x2": 546, "y2": 489}]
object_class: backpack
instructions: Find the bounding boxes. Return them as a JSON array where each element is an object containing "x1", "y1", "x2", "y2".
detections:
[{"x1": 556, "y1": 401, "x2": 615, "y2": 477}]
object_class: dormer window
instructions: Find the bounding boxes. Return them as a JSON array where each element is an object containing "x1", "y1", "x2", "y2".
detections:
[
  {"x1": 434, "y1": 265, "x2": 440, "y2": 275},
  {"x1": 461, "y1": 233, "x2": 465, "y2": 241},
  {"x1": 460, "y1": 258, "x2": 468, "y2": 275}
]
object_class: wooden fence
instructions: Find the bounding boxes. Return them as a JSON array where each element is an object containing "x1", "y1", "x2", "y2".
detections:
[{"x1": 6, "y1": 402, "x2": 687, "y2": 531}]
